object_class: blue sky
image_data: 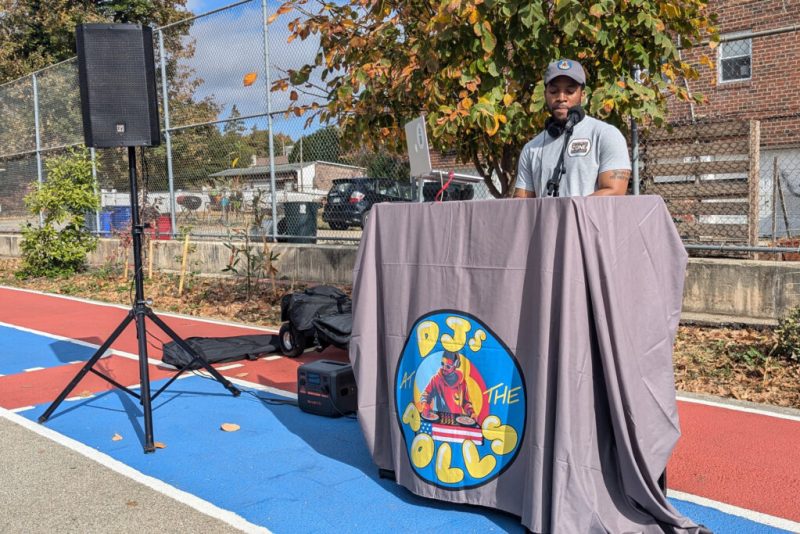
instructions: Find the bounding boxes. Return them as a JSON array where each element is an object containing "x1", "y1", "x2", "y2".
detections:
[
  {"x1": 186, "y1": 0, "x2": 231, "y2": 13},
  {"x1": 179, "y1": 0, "x2": 327, "y2": 140}
]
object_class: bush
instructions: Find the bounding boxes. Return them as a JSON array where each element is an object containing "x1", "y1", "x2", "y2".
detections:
[
  {"x1": 17, "y1": 148, "x2": 99, "y2": 278},
  {"x1": 773, "y1": 307, "x2": 800, "y2": 362}
]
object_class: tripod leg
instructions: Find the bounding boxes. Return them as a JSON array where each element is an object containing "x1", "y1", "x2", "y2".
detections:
[
  {"x1": 133, "y1": 309, "x2": 157, "y2": 453},
  {"x1": 146, "y1": 310, "x2": 241, "y2": 397},
  {"x1": 39, "y1": 312, "x2": 135, "y2": 423}
]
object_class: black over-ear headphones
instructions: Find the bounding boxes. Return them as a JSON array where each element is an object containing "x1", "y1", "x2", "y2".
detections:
[{"x1": 545, "y1": 106, "x2": 586, "y2": 137}]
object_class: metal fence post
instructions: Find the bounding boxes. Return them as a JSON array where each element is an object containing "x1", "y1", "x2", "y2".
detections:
[
  {"x1": 158, "y1": 29, "x2": 178, "y2": 237},
  {"x1": 630, "y1": 116, "x2": 640, "y2": 195},
  {"x1": 748, "y1": 120, "x2": 761, "y2": 249},
  {"x1": 90, "y1": 147, "x2": 100, "y2": 233},
  {"x1": 32, "y1": 73, "x2": 44, "y2": 226},
  {"x1": 262, "y1": 0, "x2": 278, "y2": 241},
  {"x1": 630, "y1": 65, "x2": 641, "y2": 196}
]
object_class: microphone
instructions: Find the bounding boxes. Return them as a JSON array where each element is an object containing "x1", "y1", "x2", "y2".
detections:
[
  {"x1": 545, "y1": 105, "x2": 586, "y2": 197},
  {"x1": 564, "y1": 105, "x2": 585, "y2": 133}
]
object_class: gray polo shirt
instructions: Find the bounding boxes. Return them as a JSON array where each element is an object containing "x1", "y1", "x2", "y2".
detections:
[{"x1": 515, "y1": 116, "x2": 631, "y2": 197}]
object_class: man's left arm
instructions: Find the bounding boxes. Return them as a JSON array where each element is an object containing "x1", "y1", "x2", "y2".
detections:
[{"x1": 591, "y1": 125, "x2": 631, "y2": 196}]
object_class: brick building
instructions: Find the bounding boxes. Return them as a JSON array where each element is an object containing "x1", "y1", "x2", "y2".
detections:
[
  {"x1": 668, "y1": 0, "x2": 800, "y2": 146},
  {"x1": 655, "y1": 0, "x2": 800, "y2": 240}
]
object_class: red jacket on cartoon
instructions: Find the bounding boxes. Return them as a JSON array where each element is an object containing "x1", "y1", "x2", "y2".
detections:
[{"x1": 420, "y1": 367, "x2": 474, "y2": 418}]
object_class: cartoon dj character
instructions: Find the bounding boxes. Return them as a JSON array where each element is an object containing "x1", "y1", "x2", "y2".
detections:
[{"x1": 420, "y1": 350, "x2": 475, "y2": 418}]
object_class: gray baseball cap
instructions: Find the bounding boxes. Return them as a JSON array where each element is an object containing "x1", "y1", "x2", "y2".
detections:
[{"x1": 544, "y1": 59, "x2": 586, "y2": 86}]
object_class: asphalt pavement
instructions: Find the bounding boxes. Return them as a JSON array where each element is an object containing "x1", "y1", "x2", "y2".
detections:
[{"x1": 0, "y1": 415, "x2": 250, "y2": 534}]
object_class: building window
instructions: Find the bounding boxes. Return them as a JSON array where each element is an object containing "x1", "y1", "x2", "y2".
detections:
[{"x1": 719, "y1": 36, "x2": 752, "y2": 82}]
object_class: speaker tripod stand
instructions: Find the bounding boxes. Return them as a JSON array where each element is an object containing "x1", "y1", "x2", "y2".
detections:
[{"x1": 39, "y1": 147, "x2": 241, "y2": 453}]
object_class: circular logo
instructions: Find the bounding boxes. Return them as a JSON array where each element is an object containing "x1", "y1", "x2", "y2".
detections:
[{"x1": 395, "y1": 311, "x2": 526, "y2": 489}]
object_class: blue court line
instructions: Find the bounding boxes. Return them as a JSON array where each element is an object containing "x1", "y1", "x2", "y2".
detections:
[
  {"x1": 669, "y1": 499, "x2": 793, "y2": 534},
  {"x1": 0, "y1": 325, "x2": 97, "y2": 375}
]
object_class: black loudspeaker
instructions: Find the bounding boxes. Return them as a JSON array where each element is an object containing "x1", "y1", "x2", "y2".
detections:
[{"x1": 76, "y1": 24, "x2": 160, "y2": 148}]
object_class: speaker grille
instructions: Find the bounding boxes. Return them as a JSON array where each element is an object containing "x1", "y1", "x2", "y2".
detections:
[{"x1": 77, "y1": 24, "x2": 160, "y2": 147}]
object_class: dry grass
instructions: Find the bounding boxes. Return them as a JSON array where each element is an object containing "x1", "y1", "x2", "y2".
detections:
[
  {"x1": 1, "y1": 257, "x2": 798, "y2": 409},
  {"x1": 674, "y1": 326, "x2": 800, "y2": 408}
]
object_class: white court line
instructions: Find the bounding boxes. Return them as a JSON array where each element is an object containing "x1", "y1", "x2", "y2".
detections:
[
  {"x1": 24, "y1": 367, "x2": 45, "y2": 372},
  {"x1": 0, "y1": 406, "x2": 271, "y2": 534},
  {"x1": 65, "y1": 395, "x2": 94, "y2": 402},
  {"x1": 677, "y1": 394, "x2": 800, "y2": 423},
  {"x1": 215, "y1": 363, "x2": 244, "y2": 371},
  {"x1": 11, "y1": 406, "x2": 34, "y2": 413},
  {"x1": 0, "y1": 286, "x2": 279, "y2": 332},
  {"x1": 262, "y1": 355, "x2": 282, "y2": 361},
  {"x1": 668, "y1": 490, "x2": 800, "y2": 531}
]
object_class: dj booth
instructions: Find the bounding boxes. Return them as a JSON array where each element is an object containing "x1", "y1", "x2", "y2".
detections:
[{"x1": 349, "y1": 196, "x2": 706, "y2": 533}]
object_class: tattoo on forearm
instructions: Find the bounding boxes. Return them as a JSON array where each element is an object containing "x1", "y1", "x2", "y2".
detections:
[{"x1": 608, "y1": 170, "x2": 631, "y2": 181}]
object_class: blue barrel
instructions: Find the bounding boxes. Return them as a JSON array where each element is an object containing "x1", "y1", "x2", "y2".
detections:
[
  {"x1": 100, "y1": 211, "x2": 112, "y2": 235},
  {"x1": 109, "y1": 206, "x2": 131, "y2": 231}
]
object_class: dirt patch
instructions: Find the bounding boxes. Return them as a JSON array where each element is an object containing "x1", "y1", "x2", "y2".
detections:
[{"x1": 1, "y1": 258, "x2": 797, "y2": 409}]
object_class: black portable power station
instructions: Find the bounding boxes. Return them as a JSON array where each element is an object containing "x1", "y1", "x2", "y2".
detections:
[{"x1": 297, "y1": 359, "x2": 357, "y2": 417}]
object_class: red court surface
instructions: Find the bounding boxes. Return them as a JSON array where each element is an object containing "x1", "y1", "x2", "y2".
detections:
[
  {"x1": 0, "y1": 355, "x2": 174, "y2": 410},
  {"x1": 669, "y1": 401, "x2": 800, "y2": 523},
  {"x1": 1, "y1": 286, "x2": 798, "y2": 526},
  {"x1": 0, "y1": 286, "x2": 348, "y2": 397}
]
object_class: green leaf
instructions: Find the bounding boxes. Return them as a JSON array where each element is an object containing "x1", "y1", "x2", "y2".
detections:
[
  {"x1": 562, "y1": 17, "x2": 579, "y2": 38},
  {"x1": 480, "y1": 22, "x2": 496, "y2": 53}
]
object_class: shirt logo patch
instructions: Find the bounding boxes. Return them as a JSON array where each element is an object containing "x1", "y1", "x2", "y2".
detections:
[{"x1": 568, "y1": 138, "x2": 591, "y2": 157}]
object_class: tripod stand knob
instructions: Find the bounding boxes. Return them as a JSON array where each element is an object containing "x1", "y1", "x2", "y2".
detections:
[{"x1": 145, "y1": 298, "x2": 153, "y2": 306}]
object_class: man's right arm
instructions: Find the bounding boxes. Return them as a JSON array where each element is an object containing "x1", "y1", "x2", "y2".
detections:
[{"x1": 513, "y1": 143, "x2": 536, "y2": 198}]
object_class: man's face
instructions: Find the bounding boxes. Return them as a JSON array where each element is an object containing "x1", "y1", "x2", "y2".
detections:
[
  {"x1": 545, "y1": 76, "x2": 583, "y2": 123},
  {"x1": 441, "y1": 357, "x2": 457, "y2": 375}
]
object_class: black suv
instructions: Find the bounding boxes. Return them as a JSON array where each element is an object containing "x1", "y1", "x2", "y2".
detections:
[{"x1": 322, "y1": 177, "x2": 473, "y2": 230}]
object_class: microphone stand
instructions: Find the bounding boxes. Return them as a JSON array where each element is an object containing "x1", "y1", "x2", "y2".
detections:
[{"x1": 546, "y1": 124, "x2": 577, "y2": 198}]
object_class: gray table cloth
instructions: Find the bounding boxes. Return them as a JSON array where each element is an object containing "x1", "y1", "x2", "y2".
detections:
[{"x1": 350, "y1": 196, "x2": 708, "y2": 533}]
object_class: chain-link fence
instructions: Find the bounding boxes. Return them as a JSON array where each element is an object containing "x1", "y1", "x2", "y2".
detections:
[
  {"x1": 0, "y1": 0, "x2": 495, "y2": 246},
  {"x1": 640, "y1": 114, "x2": 800, "y2": 255},
  {"x1": 0, "y1": 0, "x2": 797, "y2": 256}
]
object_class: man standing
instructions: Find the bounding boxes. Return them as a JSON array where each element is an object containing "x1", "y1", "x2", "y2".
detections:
[{"x1": 514, "y1": 59, "x2": 631, "y2": 198}]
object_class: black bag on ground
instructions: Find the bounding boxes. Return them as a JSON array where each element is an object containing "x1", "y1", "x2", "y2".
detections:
[
  {"x1": 313, "y1": 313, "x2": 353, "y2": 347},
  {"x1": 280, "y1": 285, "x2": 351, "y2": 331},
  {"x1": 279, "y1": 286, "x2": 352, "y2": 355},
  {"x1": 162, "y1": 334, "x2": 279, "y2": 370}
]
